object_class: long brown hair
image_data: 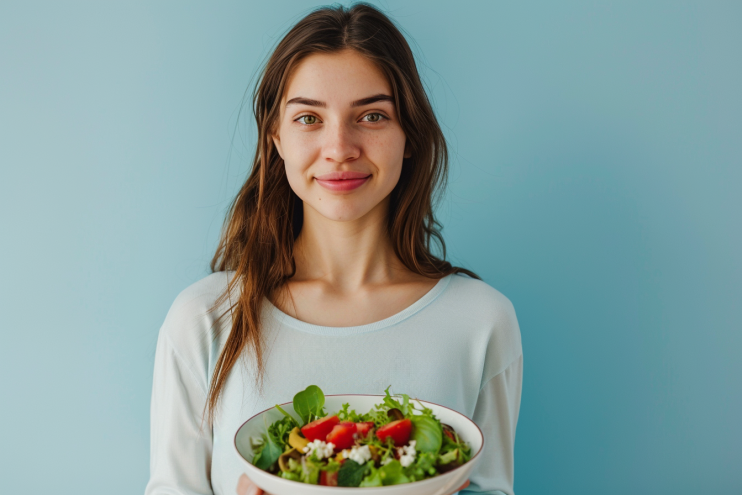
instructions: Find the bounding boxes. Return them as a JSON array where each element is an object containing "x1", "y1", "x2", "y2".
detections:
[{"x1": 205, "y1": 2, "x2": 480, "y2": 426}]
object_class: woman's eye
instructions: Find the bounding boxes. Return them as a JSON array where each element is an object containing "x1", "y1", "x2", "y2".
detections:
[
  {"x1": 294, "y1": 113, "x2": 387, "y2": 125},
  {"x1": 296, "y1": 115, "x2": 320, "y2": 125},
  {"x1": 362, "y1": 112, "x2": 387, "y2": 123}
]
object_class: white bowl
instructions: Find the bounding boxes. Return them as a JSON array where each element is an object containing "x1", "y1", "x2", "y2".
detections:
[{"x1": 234, "y1": 395, "x2": 483, "y2": 495}]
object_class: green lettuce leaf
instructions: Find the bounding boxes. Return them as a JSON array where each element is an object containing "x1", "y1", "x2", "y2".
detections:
[
  {"x1": 410, "y1": 414, "x2": 442, "y2": 454},
  {"x1": 377, "y1": 460, "x2": 411, "y2": 485}
]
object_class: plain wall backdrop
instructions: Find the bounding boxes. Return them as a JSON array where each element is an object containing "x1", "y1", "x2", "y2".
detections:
[{"x1": 1, "y1": 1, "x2": 740, "y2": 494}]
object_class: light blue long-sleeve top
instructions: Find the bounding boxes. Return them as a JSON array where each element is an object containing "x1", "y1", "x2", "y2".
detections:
[{"x1": 145, "y1": 270, "x2": 523, "y2": 495}]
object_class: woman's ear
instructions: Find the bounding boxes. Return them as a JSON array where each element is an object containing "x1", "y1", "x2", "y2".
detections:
[
  {"x1": 272, "y1": 133, "x2": 284, "y2": 159},
  {"x1": 403, "y1": 140, "x2": 412, "y2": 159}
]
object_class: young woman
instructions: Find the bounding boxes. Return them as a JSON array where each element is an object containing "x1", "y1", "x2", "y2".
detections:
[{"x1": 145, "y1": 4, "x2": 522, "y2": 495}]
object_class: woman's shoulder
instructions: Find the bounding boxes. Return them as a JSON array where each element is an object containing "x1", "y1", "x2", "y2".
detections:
[
  {"x1": 446, "y1": 272, "x2": 522, "y2": 376},
  {"x1": 447, "y1": 272, "x2": 518, "y2": 325},
  {"x1": 168, "y1": 271, "x2": 236, "y2": 313},
  {"x1": 158, "y1": 271, "x2": 237, "y2": 354}
]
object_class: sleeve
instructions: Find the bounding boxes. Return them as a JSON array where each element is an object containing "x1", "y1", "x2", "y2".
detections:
[
  {"x1": 461, "y1": 352, "x2": 524, "y2": 495},
  {"x1": 144, "y1": 329, "x2": 214, "y2": 495}
]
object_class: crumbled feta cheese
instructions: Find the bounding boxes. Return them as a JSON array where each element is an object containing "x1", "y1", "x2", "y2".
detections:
[
  {"x1": 398, "y1": 440, "x2": 417, "y2": 467},
  {"x1": 381, "y1": 456, "x2": 393, "y2": 465},
  {"x1": 346, "y1": 445, "x2": 372, "y2": 465},
  {"x1": 302, "y1": 440, "x2": 335, "y2": 459}
]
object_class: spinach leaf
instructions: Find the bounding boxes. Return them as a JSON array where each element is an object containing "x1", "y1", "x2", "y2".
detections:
[
  {"x1": 293, "y1": 385, "x2": 325, "y2": 426},
  {"x1": 253, "y1": 433, "x2": 282, "y2": 471},
  {"x1": 410, "y1": 415, "x2": 442, "y2": 454},
  {"x1": 253, "y1": 414, "x2": 285, "y2": 471},
  {"x1": 337, "y1": 460, "x2": 368, "y2": 487}
]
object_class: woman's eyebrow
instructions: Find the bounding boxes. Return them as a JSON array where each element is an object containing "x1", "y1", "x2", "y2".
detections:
[
  {"x1": 285, "y1": 94, "x2": 394, "y2": 108},
  {"x1": 351, "y1": 94, "x2": 394, "y2": 107}
]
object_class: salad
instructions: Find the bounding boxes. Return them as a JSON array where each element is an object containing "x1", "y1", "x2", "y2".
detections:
[{"x1": 250, "y1": 385, "x2": 472, "y2": 486}]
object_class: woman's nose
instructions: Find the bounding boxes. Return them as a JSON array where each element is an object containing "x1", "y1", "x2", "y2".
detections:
[{"x1": 321, "y1": 121, "x2": 360, "y2": 164}]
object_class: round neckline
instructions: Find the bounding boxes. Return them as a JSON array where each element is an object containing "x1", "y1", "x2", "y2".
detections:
[{"x1": 264, "y1": 274, "x2": 454, "y2": 336}]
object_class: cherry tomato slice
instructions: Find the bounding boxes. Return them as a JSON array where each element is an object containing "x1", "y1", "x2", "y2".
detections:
[
  {"x1": 326, "y1": 422, "x2": 357, "y2": 450},
  {"x1": 301, "y1": 415, "x2": 340, "y2": 442},
  {"x1": 375, "y1": 418, "x2": 412, "y2": 446},
  {"x1": 355, "y1": 421, "x2": 375, "y2": 439},
  {"x1": 319, "y1": 470, "x2": 338, "y2": 486}
]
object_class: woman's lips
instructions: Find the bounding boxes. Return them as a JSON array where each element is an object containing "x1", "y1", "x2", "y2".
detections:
[
  {"x1": 314, "y1": 171, "x2": 371, "y2": 192},
  {"x1": 315, "y1": 176, "x2": 370, "y2": 192}
]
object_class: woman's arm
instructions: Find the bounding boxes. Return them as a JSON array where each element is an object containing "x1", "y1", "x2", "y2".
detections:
[
  {"x1": 144, "y1": 329, "x2": 214, "y2": 495},
  {"x1": 462, "y1": 353, "x2": 524, "y2": 495}
]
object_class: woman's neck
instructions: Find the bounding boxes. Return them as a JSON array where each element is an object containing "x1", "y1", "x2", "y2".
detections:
[{"x1": 290, "y1": 200, "x2": 408, "y2": 290}]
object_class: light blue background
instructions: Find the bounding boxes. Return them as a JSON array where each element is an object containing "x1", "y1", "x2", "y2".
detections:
[{"x1": 1, "y1": 1, "x2": 739, "y2": 494}]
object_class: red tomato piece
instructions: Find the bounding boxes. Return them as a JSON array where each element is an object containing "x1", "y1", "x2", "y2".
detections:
[
  {"x1": 375, "y1": 418, "x2": 412, "y2": 446},
  {"x1": 319, "y1": 470, "x2": 338, "y2": 486},
  {"x1": 326, "y1": 422, "x2": 357, "y2": 450},
  {"x1": 301, "y1": 415, "x2": 340, "y2": 442},
  {"x1": 355, "y1": 421, "x2": 375, "y2": 439}
]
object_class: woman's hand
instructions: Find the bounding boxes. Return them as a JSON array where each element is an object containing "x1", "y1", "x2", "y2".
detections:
[
  {"x1": 236, "y1": 473, "x2": 273, "y2": 495},
  {"x1": 236, "y1": 473, "x2": 469, "y2": 495}
]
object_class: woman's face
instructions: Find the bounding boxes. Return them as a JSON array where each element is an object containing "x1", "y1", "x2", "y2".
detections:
[{"x1": 272, "y1": 49, "x2": 411, "y2": 223}]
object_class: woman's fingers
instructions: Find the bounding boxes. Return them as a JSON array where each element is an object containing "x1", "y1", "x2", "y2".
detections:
[
  {"x1": 447, "y1": 479, "x2": 470, "y2": 494},
  {"x1": 236, "y1": 474, "x2": 256, "y2": 495},
  {"x1": 236, "y1": 473, "x2": 273, "y2": 495},
  {"x1": 237, "y1": 472, "x2": 466, "y2": 495}
]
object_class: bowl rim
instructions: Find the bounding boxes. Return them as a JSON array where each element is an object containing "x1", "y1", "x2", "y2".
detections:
[{"x1": 233, "y1": 393, "x2": 485, "y2": 488}]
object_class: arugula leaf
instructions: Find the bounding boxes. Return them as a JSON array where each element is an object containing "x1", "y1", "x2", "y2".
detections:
[
  {"x1": 275, "y1": 403, "x2": 299, "y2": 426},
  {"x1": 365, "y1": 406, "x2": 393, "y2": 429},
  {"x1": 439, "y1": 427, "x2": 472, "y2": 465},
  {"x1": 337, "y1": 402, "x2": 363, "y2": 423},
  {"x1": 267, "y1": 415, "x2": 296, "y2": 449},
  {"x1": 337, "y1": 460, "x2": 368, "y2": 487},
  {"x1": 293, "y1": 385, "x2": 325, "y2": 426},
  {"x1": 381, "y1": 386, "x2": 411, "y2": 416}
]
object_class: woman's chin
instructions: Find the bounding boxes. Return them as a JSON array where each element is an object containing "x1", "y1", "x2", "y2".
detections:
[{"x1": 305, "y1": 202, "x2": 378, "y2": 223}]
